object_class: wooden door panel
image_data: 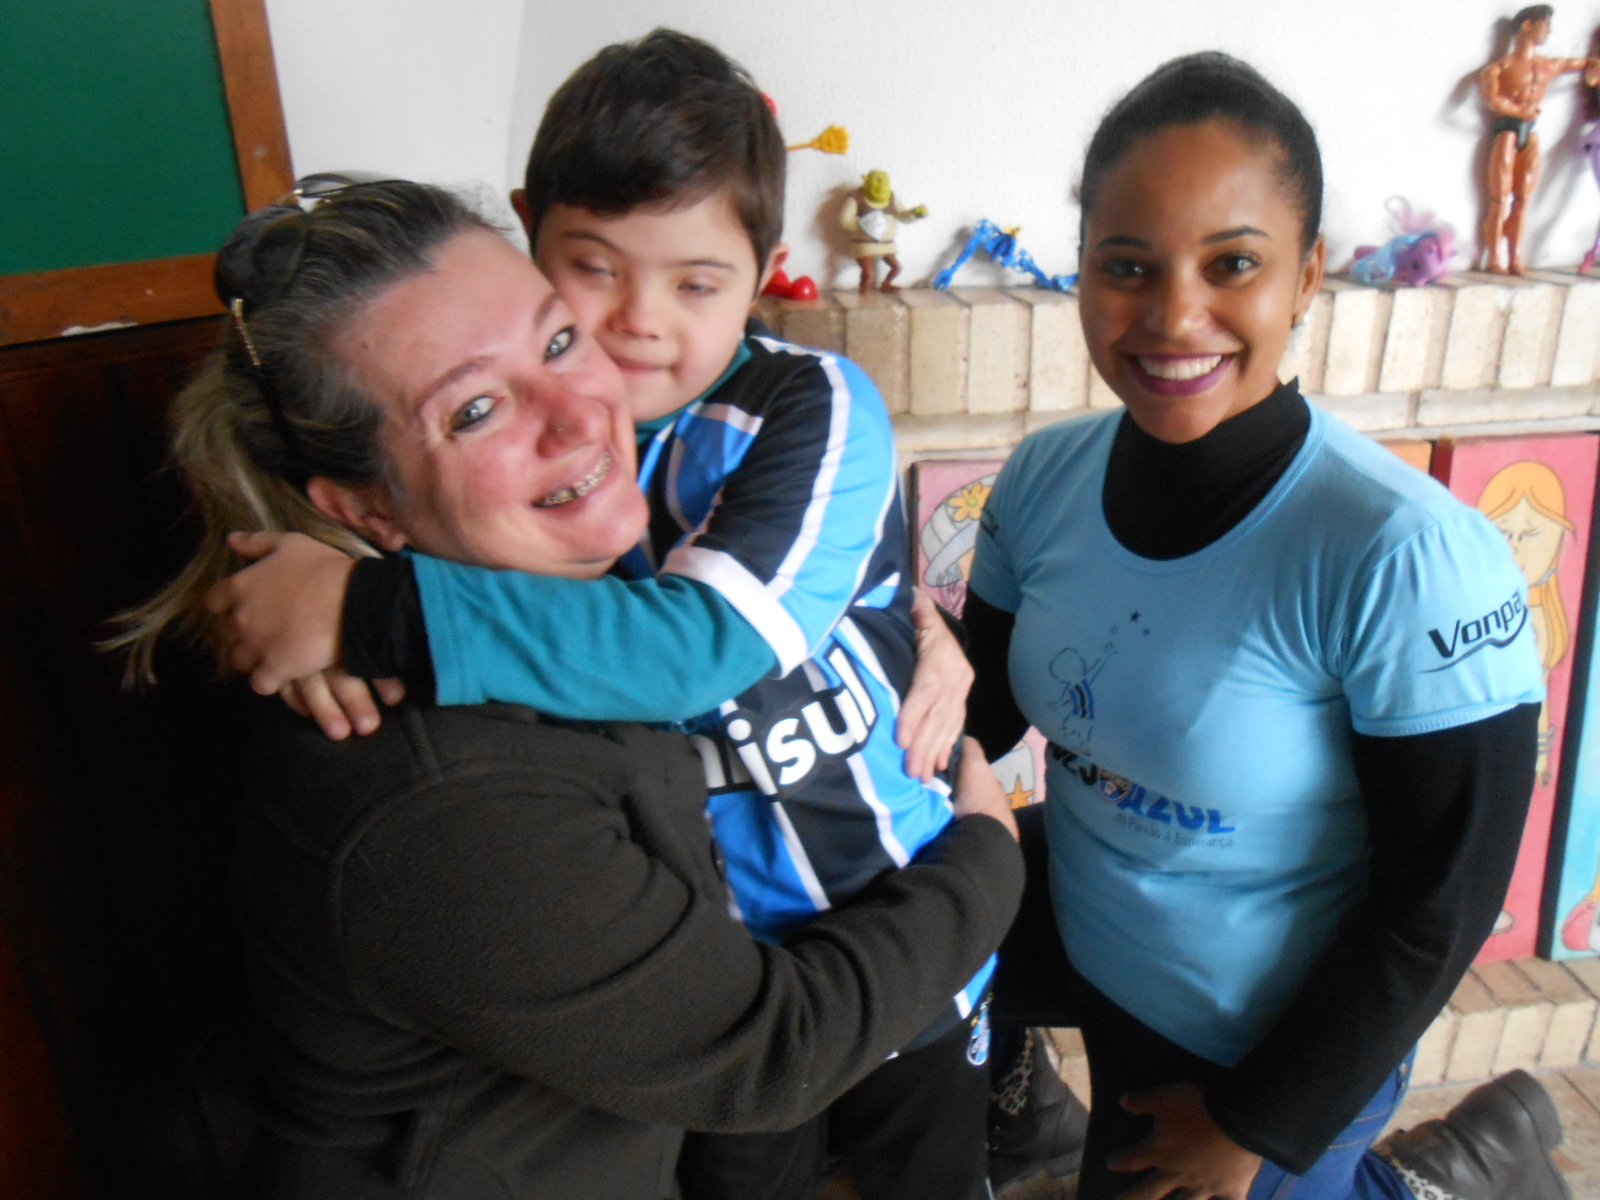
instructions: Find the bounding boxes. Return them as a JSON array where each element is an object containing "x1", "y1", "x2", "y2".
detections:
[
  {"x1": 0, "y1": 318, "x2": 249, "y2": 1196},
  {"x1": 0, "y1": 915, "x2": 87, "y2": 1198}
]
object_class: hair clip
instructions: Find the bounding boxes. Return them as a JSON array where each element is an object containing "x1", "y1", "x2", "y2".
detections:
[
  {"x1": 229, "y1": 297, "x2": 263, "y2": 369},
  {"x1": 228, "y1": 297, "x2": 309, "y2": 479}
]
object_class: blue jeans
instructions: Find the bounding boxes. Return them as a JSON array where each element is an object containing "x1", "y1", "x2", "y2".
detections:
[
  {"x1": 1247, "y1": 1054, "x2": 1414, "y2": 1200},
  {"x1": 1064, "y1": 994, "x2": 1417, "y2": 1200},
  {"x1": 992, "y1": 806, "x2": 1418, "y2": 1200}
]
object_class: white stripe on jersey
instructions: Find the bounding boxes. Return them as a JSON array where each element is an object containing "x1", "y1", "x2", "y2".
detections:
[
  {"x1": 664, "y1": 404, "x2": 764, "y2": 534},
  {"x1": 846, "y1": 753, "x2": 912, "y2": 868},
  {"x1": 823, "y1": 648, "x2": 877, "y2": 727},
  {"x1": 853, "y1": 572, "x2": 901, "y2": 608},
  {"x1": 666, "y1": 544, "x2": 810, "y2": 674},
  {"x1": 677, "y1": 339, "x2": 895, "y2": 659},
  {"x1": 771, "y1": 354, "x2": 851, "y2": 601},
  {"x1": 698, "y1": 402, "x2": 765, "y2": 436},
  {"x1": 802, "y1": 659, "x2": 912, "y2": 869},
  {"x1": 834, "y1": 620, "x2": 949, "y2": 810},
  {"x1": 772, "y1": 802, "x2": 832, "y2": 913},
  {"x1": 665, "y1": 434, "x2": 691, "y2": 534},
  {"x1": 835, "y1": 618, "x2": 900, "y2": 715}
]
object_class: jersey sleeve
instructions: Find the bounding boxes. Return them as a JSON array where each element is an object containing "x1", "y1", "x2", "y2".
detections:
[
  {"x1": 658, "y1": 353, "x2": 899, "y2": 675},
  {"x1": 412, "y1": 556, "x2": 776, "y2": 719},
  {"x1": 1338, "y1": 507, "x2": 1545, "y2": 736}
]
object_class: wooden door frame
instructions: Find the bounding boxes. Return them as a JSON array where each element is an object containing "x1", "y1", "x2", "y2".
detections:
[{"x1": 0, "y1": 0, "x2": 294, "y2": 348}]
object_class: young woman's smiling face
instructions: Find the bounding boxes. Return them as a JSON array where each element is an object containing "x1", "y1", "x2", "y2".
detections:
[{"x1": 1079, "y1": 119, "x2": 1325, "y2": 444}]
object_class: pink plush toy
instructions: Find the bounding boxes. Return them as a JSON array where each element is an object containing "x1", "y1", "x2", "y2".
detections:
[{"x1": 1350, "y1": 198, "x2": 1457, "y2": 287}]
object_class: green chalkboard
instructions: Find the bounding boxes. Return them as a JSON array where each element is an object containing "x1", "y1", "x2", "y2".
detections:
[{"x1": 1, "y1": 0, "x2": 248, "y2": 276}]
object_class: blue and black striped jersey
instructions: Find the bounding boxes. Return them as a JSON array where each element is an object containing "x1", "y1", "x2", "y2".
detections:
[{"x1": 625, "y1": 332, "x2": 995, "y2": 1031}]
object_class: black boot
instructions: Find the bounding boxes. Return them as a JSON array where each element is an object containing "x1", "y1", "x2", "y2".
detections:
[
  {"x1": 1379, "y1": 1069, "x2": 1570, "y2": 1200},
  {"x1": 988, "y1": 1029, "x2": 1089, "y2": 1194}
]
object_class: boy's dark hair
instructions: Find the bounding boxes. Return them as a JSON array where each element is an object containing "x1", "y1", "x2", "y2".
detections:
[
  {"x1": 1512, "y1": 6, "x2": 1554, "y2": 30},
  {"x1": 1079, "y1": 52, "x2": 1324, "y2": 256},
  {"x1": 523, "y1": 29, "x2": 785, "y2": 270}
]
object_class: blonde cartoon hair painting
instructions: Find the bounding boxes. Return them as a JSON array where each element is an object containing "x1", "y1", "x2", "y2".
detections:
[
  {"x1": 1478, "y1": 460, "x2": 1572, "y2": 677},
  {"x1": 1478, "y1": 459, "x2": 1570, "y2": 833}
]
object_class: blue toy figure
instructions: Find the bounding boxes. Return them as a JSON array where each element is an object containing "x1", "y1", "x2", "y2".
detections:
[{"x1": 932, "y1": 219, "x2": 1077, "y2": 292}]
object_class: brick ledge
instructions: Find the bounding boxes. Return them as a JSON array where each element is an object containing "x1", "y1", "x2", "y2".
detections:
[{"x1": 756, "y1": 278, "x2": 1600, "y2": 459}]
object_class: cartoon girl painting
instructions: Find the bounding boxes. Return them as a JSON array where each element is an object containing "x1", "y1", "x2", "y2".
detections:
[
  {"x1": 1478, "y1": 460, "x2": 1572, "y2": 786},
  {"x1": 1474, "y1": 460, "x2": 1600, "y2": 951},
  {"x1": 1476, "y1": 462, "x2": 1571, "y2": 940}
]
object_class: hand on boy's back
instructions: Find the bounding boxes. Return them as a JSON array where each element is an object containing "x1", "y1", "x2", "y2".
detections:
[
  {"x1": 897, "y1": 590, "x2": 974, "y2": 781},
  {"x1": 950, "y1": 737, "x2": 1018, "y2": 841},
  {"x1": 205, "y1": 532, "x2": 399, "y2": 739}
]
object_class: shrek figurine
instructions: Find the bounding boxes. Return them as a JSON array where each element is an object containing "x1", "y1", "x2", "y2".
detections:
[{"x1": 840, "y1": 169, "x2": 928, "y2": 292}]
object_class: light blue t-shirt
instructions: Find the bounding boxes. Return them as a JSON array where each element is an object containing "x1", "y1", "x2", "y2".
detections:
[{"x1": 971, "y1": 406, "x2": 1543, "y2": 1065}]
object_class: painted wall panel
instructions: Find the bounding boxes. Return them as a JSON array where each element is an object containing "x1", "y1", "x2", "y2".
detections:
[{"x1": 1433, "y1": 434, "x2": 1600, "y2": 962}]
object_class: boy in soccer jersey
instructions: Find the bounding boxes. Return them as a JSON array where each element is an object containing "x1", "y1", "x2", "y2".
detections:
[{"x1": 212, "y1": 28, "x2": 1001, "y2": 1200}]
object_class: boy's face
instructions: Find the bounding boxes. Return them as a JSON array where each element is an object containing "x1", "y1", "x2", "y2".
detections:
[{"x1": 527, "y1": 192, "x2": 784, "y2": 422}]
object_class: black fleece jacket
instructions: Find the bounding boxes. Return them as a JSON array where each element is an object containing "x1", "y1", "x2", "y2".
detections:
[{"x1": 234, "y1": 700, "x2": 1022, "y2": 1200}]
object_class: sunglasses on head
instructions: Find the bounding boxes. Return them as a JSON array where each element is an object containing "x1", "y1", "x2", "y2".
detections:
[
  {"x1": 216, "y1": 171, "x2": 402, "y2": 480},
  {"x1": 216, "y1": 171, "x2": 401, "y2": 314}
]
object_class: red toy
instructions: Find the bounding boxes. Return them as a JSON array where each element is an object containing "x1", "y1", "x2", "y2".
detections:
[{"x1": 762, "y1": 269, "x2": 820, "y2": 301}]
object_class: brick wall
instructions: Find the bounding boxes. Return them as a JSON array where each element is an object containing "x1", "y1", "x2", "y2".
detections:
[{"x1": 755, "y1": 271, "x2": 1600, "y2": 463}]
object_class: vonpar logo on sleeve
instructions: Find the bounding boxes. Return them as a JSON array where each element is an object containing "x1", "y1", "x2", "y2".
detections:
[{"x1": 1425, "y1": 589, "x2": 1527, "y2": 671}]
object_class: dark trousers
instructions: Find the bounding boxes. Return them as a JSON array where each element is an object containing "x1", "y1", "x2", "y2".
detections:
[
  {"x1": 676, "y1": 1017, "x2": 990, "y2": 1200},
  {"x1": 992, "y1": 806, "x2": 1411, "y2": 1200}
]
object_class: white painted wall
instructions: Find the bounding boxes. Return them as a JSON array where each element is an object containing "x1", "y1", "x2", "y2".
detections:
[
  {"x1": 265, "y1": 0, "x2": 1600, "y2": 286},
  {"x1": 263, "y1": 0, "x2": 527, "y2": 227}
]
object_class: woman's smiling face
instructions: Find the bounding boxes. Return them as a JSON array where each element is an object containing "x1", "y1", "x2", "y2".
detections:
[
  {"x1": 1078, "y1": 119, "x2": 1325, "y2": 444},
  {"x1": 331, "y1": 229, "x2": 648, "y2": 578}
]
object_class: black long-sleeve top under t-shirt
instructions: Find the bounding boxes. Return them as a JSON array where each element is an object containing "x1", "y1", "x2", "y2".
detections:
[{"x1": 964, "y1": 384, "x2": 1538, "y2": 1173}]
